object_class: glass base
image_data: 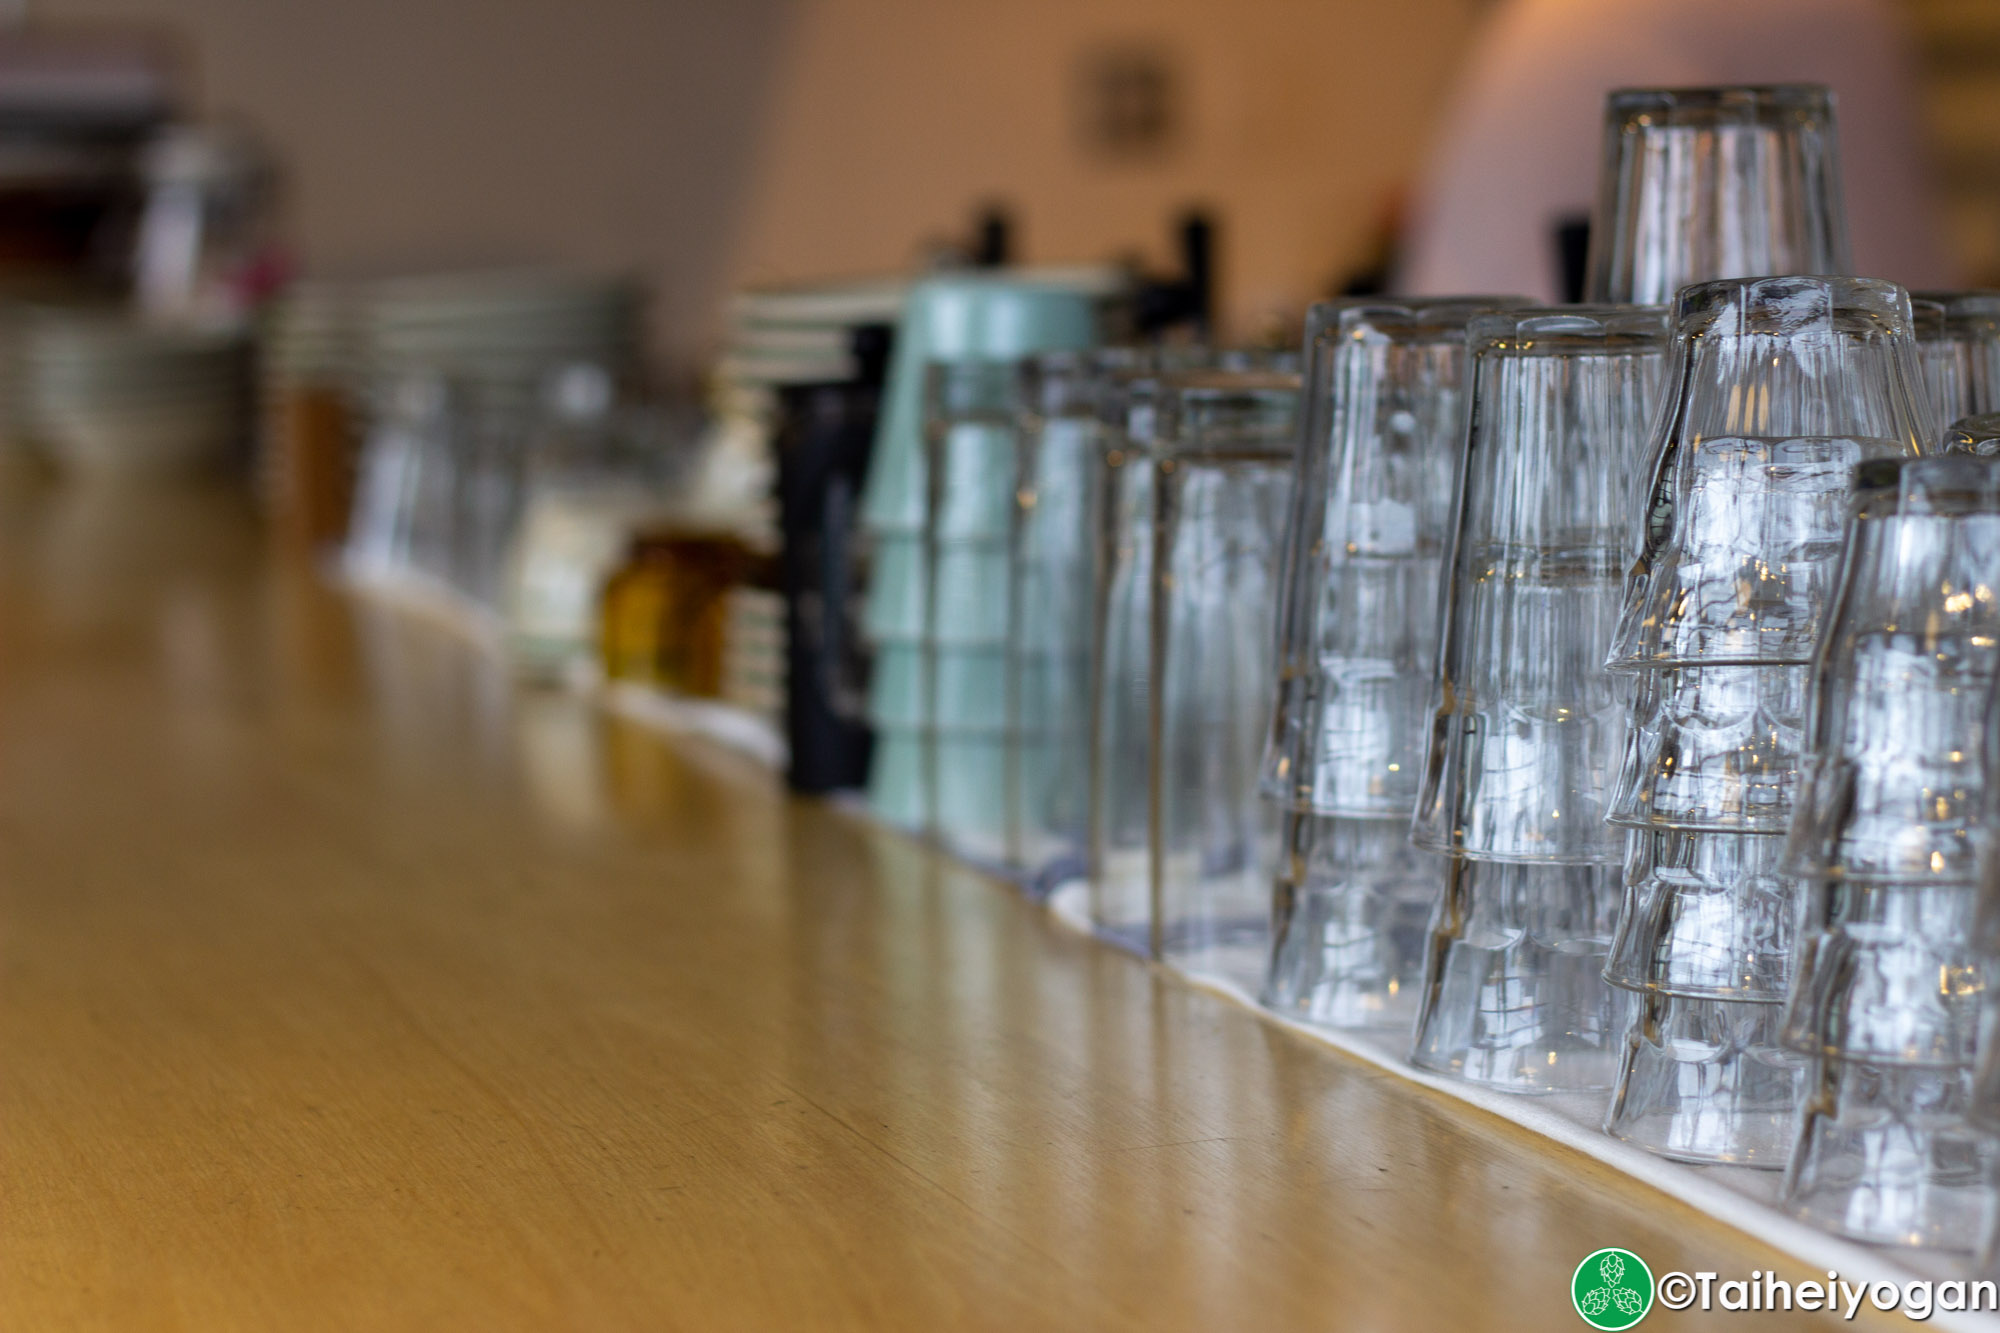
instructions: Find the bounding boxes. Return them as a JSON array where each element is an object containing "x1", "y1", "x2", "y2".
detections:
[
  {"x1": 1601, "y1": 828, "x2": 1794, "y2": 1000},
  {"x1": 1783, "y1": 1057, "x2": 1987, "y2": 1250},
  {"x1": 1263, "y1": 815, "x2": 1437, "y2": 1031},
  {"x1": 1410, "y1": 858, "x2": 1629, "y2": 1093},
  {"x1": 1602, "y1": 992, "x2": 1803, "y2": 1168}
]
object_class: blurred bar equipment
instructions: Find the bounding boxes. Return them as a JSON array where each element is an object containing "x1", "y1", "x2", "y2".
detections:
[
  {"x1": 1260, "y1": 297, "x2": 1520, "y2": 1030},
  {"x1": 1406, "y1": 306, "x2": 1665, "y2": 1091},
  {"x1": 342, "y1": 269, "x2": 645, "y2": 611},
  {"x1": 774, "y1": 325, "x2": 890, "y2": 793},
  {"x1": 859, "y1": 274, "x2": 1100, "y2": 835},
  {"x1": 1601, "y1": 275, "x2": 1932, "y2": 1163},
  {"x1": 1777, "y1": 455, "x2": 2000, "y2": 1248}
]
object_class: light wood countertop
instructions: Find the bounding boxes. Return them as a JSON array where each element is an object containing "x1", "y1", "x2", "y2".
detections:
[{"x1": 0, "y1": 483, "x2": 1885, "y2": 1330}]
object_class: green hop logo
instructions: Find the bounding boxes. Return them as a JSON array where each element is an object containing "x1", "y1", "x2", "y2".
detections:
[{"x1": 1571, "y1": 1248, "x2": 1653, "y2": 1329}]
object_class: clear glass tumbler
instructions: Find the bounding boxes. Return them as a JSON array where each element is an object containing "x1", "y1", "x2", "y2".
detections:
[
  {"x1": 1148, "y1": 368, "x2": 1300, "y2": 986},
  {"x1": 1264, "y1": 297, "x2": 1524, "y2": 815},
  {"x1": 1087, "y1": 353, "x2": 1202, "y2": 949},
  {"x1": 1607, "y1": 276, "x2": 1933, "y2": 672},
  {"x1": 1407, "y1": 856, "x2": 1631, "y2": 1092},
  {"x1": 1260, "y1": 296, "x2": 1520, "y2": 1028},
  {"x1": 1914, "y1": 291, "x2": 2000, "y2": 435},
  {"x1": 1413, "y1": 306, "x2": 1667, "y2": 860},
  {"x1": 1005, "y1": 350, "x2": 1137, "y2": 889},
  {"x1": 1405, "y1": 307, "x2": 1663, "y2": 1092},
  {"x1": 1784, "y1": 456, "x2": 2000, "y2": 886},
  {"x1": 914, "y1": 358, "x2": 1022, "y2": 860},
  {"x1": 1583, "y1": 85, "x2": 1849, "y2": 306},
  {"x1": 1602, "y1": 992, "x2": 1804, "y2": 1166}
]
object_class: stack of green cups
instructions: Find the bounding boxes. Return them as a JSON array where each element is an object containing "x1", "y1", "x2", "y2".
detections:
[{"x1": 859, "y1": 276, "x2": 1099, "y2": 841}]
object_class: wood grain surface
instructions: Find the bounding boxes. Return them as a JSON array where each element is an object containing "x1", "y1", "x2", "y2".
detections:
[{"x1": 0, "y1": 483, "x2": 1891, "y2": 1330}]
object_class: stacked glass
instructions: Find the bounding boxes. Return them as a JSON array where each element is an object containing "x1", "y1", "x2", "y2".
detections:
[
  {"x1": 1777, "y1": 456, "x2": 2000, "y2": 1248},
  {"x1": 1408, "y1": 307, "x2": 1666, "y2": 1091},
  {"x1": 1914, "y1": 292, "x2": 2000, "y2": 433},
  {"x1": 1087, "y1": 348, "x2": 1211, "y2": 950},
  {"x1": 1599, "y1": 276, "x2": 1933, "y2": 1164},
  {"x1": 1087, "y1": 348, "x2": 1281, "y2": 951},
  {"x1": 1582, "y1": 85, "x2": 1849, "y2": 306},
  {"x1": 858, "y1": 276, "x2": 1098, "y2": 836},
  {"x1": 1261, "y1": 298, "x2": 1522, "y2": 1030},
  {"x1": 1148, "y1": 368, "x2": 1301, "y2": 986},
  {"x1": 1004, "y1": 350, "x2": 1139, "y2": 890}
]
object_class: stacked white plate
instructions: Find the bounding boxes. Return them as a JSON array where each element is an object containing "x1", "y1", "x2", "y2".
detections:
[
  {"x1": 357, "y1": 270, "x2": 641, "y2": 421},
  {"x1": 24, "y1": 313, "x2": 249, "y2": 477}
]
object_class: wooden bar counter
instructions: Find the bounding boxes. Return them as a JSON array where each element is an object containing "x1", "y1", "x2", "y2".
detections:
[{"x1": 0, "y1": 483, "x2": 1885, "y2": 1330}]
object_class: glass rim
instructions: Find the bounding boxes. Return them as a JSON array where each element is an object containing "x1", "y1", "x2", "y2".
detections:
[
  {"x1": 1605, "y1": 84, "x2": 1834, "y2": 118},
  {"x1": 1670, "y1": 274, "x2": 1914, "y2": 335},
  {"x1": 1467, "y1": 304, "x2": 1669, "y2": 354},
  {"x1": 1912, "y1": 289, "x2": 2000, "y2": 332},
  {"x1": 1307, "y1": 295, "x2": 1532, "y2": 348},
  {"x1": 1850, "y1": 452, "x2": 2000, "y2": 515}
]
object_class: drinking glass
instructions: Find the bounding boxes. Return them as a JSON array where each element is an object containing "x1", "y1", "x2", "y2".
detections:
[
  {"x1": 1600, "y1": 276, "x2": 1929, "y2": 1165},
  {"x1": 897, "y1": 358, "x2": 1020, "y2": 858},
  {"x1": 1782, "y1": 1059, "x2": 1985, "y2": 1249},
  {"x1": 1087, "y1": 355, "x2": 1197, "y2": 948},
  {"x1": 1784, "y1": 456, "x2": 2000, "y2": 886},
  {"x1": 1603, "y1": 828, "x2": 1795, "y2": 999},
  {"x1": 1263, "y1": 813, "x2": 1440, "y2": 1029},
  {"x1": 1605, "y1": 662, "x2": 1812, "y2": 834},
  {"x1": 346, "y1": 374, "x2": 461, "y2": 586},
  {"x1": 1914, "y1": 291, "x2": 2000, "y2": 434},
  {"x1": 1086, "y1": 348, "x2": 1278, "y2": 947},
  {"x1": 1148, "y1": 368, "x2": 1299, "y2": 984},
  {"x1": 1606, "y1": 276, "x2": 1932, "y2": 672},
  {"x1": 1413, "y1": 306, "x2": 1667, "y2": 860},
  {"x1": 860, "y1": 275, "x2": 1098, "y2": 538},
  {"x1": 1006, "y1": 350, "x2": 1138, "y2": 888},
  {"x1": 1602, "y1": 993, "x2": 1805, "y2": 1165},
  {"x1": 1260, "y1": 296, "x2": 1521, "y2": 1027},
  {"x1": 1407, "y1": 856, "x2": 1631, "y2": 1092},
  {"x1": 1264, "y1": 297, "x2": 1523, "y2": 815},
  {"x1": 1781, "y1": 880, "x2": 1982, "y2": 1068},
  {"x1": 861, "y1": 277, "x2": 1098, "y2": 831},
  {"x1": 1583, "y1": 86, "x2": 1848, "y2": 306}
]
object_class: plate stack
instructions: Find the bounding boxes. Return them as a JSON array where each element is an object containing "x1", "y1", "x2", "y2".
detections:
[
  {"x1": 23, "y1": 312, "x2": 250, "y2": 478},
  {"x1": 357, "y1": 269, "x2": 641, "y2": 422}
]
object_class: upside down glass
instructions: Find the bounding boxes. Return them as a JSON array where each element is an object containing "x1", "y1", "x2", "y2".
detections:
[
  {"x1": 1914, "y1": 291, "x2": 2000, "y2": 436},
  {"x1": 1260, "y1": 296, "x2": 1518, "y2": 1030},
  {"x1": 1607, "y1": 276, "x2": 1932, "y2": 672},
  {"x1": 1784, "y1": 456, "x2": 2000, "y2": 886},
  {"x1": 1601, "y1": 274, "x2": 1932, "y2": 1163},
  {"x1": 1005, "y1": 350, "x2": 1135, "y2": 888},
  {"x1": 1583, "y1": 85, "x2": 1849, "y2": 306},
  {"x1": 1405, "y1": 307, "x2": 1664, "y2": 1090},
  {"x1": 1413, "y1": 307, "x2": 1666, "y2": 860},
  {"x1": 1148, "y1": 369, "x2": 1299, "y2": 985}
]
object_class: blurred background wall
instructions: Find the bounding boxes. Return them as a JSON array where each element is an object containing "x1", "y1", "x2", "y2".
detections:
[
  {"x1": 31, "y1": 0, "x2": 796, "y2": 368},
  {"x1": 27, "y1": 0, "x2": 1999, "y2": 366},
  {"x1": 27, "y1": 0, "x2": 1480, "y2": 363}
]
